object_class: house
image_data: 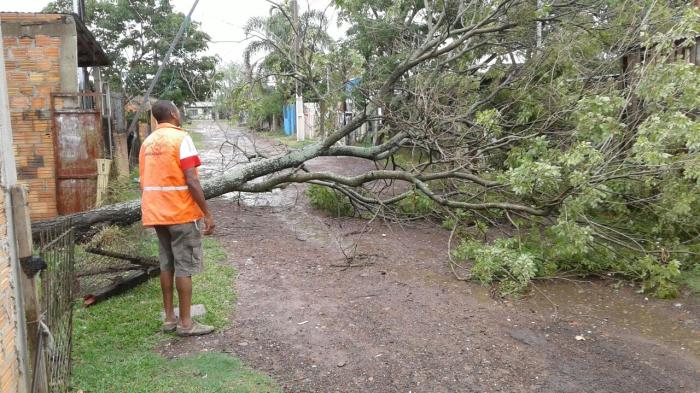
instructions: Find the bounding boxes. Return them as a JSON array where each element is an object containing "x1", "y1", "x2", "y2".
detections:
[
  {"x1": 1, "y1": 12, "x2": 110, "y2": 220},
  {"x1": 622, "y1": 0, "x2": 700, "y2": 79},
  {"x1": 336, "y1": 78, "x2": 383, "y2": 145},
  {"x1": 185, "y1": 101, "x2": 215, "y2": 120},
  {"x1": 621, "y1": 36, "x2": 700, "y2": 81}
]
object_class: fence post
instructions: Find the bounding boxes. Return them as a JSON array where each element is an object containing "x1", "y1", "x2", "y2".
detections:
[{"x1": 11, "y1": 186, "x2": 48, "y2": 393}]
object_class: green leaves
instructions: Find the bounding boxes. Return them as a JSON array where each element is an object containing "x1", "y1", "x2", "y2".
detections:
[
  {"x1": 574, "y1": 95, "x2": 626, "y2": 144},
  {"x1": 453, "y1": 238, "x2": 537, "y2": 296},
  {"x1": 638, "y1": 257, "x2": 681, "y2": 299},
  {"x1": 475, "y1": 109, "x2": 504, "y2": 137},
  {"x1": 505, "y1": 161, "x2": 562, "y2": 197}
]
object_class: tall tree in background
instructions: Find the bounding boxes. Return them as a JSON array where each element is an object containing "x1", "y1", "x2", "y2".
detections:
[
  {"x1": 44, "y1": 0, "x2": 219, "y2": 106},
  {"x1": 242, "y1": 1, "x2": 335, "y2": 133}
]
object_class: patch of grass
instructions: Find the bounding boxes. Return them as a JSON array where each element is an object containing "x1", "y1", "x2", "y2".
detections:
[
  {"x1": 71, "y1": 232, "x2": 279, "y2": 393},
  {"x1": 259, "y1": 130, "x2": 315, "y2": 149}
]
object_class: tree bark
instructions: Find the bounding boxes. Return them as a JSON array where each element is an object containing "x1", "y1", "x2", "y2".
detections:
[
  {"x1": 85, "y1": 247, "x2": 159, "y2": 267},
  {"x1": 83, "y1": 267, "x2": 160, "y2": 307}
]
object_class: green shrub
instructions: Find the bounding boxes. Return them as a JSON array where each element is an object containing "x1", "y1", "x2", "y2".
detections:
[{"x1": 306, "y1": 184, "x2": 354, "y2": 217}]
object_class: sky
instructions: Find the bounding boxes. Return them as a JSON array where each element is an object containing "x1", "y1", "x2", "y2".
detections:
[{"x1": 9, "y1": 0, "x2": 346, "y2": 64}]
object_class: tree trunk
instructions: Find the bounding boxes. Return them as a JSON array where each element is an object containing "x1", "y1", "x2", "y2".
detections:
[
  {"x1": 30, "y1": 130, "x2": 346, "y2": 236},
  {"x1": 319, "y1": 100, "x2": 326, "y2": 138},
  {"x1": 86, "y1": 247, "x2": 158, "y2": 267}
]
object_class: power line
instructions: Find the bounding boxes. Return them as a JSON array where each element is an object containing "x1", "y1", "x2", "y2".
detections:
[{"x1": 127, "y1": 0, "x2": 201, "y2": 160}]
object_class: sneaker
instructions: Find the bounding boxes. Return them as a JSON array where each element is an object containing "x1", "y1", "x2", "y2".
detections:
[
  {"x1": 162, "y1": 317, "x2": 178, "y2": 333},
  {"x1": 176, "y1": 321, "x2": 215, "y2": 337}
]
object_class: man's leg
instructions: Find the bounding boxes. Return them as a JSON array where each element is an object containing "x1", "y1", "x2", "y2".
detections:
[
  {"x1": 155, "y1": 226, "x2": 176, "y2": 325},
  {"x1": 171, "y1": 221, "x2": 213, "y2": 336},
  {"x1": 160, "y1": 271, "x2": 176, "y2": 324},
  {"x1": 175, "y1": 276, "x2": 193, "y2": 328}
]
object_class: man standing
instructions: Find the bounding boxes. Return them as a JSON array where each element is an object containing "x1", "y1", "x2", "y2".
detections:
[{"x1": 139, "y1": 100, "x2": 215, "y2": 336}]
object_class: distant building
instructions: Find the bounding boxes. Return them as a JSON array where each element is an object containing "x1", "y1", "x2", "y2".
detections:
[
  {"x1": 2, "y1": 12, "x2": 111, "y2": 220},
  {"x1": 622, "y1": 36, "x2": 700, "y2": 83},
  {"x1": 185, "y1": 101, "x2": 215, "y2": 120}
]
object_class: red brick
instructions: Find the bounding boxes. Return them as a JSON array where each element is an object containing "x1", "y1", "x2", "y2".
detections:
[
  {"x1": 3, "y1": 60, "x2": 18, "y2": 70},
  {"x1": 35, "y1": 86, "x2": 51, "y2": 95},
  {"x1": 9, "y1": 96, "x2": 29, "y2": 110},
  {"x1": 7, "y1": 71, "x2": 28, "y2": 84},
  {"x1": 33, "y1": 121, "x2": 50, "y2": 132},
  {"x1": 18, "y1": 37, "x2": 33, "y2": 46},
  {"x1": 27, "y1": 47, "x2": 44, "y2": 58},
  {"x1": 34, "y1": 60, "x2": 52, "y2": 73},
  {"x1": 7, "y1": 47, "x2": 28, "y2": 60},
  {"x1": 2, "y1": 37, "x2": 17, "y2": 47},
  {"x1": 45, "y1": 47, "x2": 60, "y2": 57},
  {"x1": 35, "y1": 35, "x2": 60, "y2": 47},
  {"x1": 28, "y1": 73, "x2": 46, "y2": 83},
  {"x1": 31, "y1": 97, "x2": 47, "y2": 109}
]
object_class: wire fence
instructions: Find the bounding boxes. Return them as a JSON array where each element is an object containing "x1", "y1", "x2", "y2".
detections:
[{"x1": 36, "y1": 222, "x2": 75, "y2": 393}]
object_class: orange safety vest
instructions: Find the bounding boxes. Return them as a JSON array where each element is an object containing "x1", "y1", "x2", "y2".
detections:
[{"x1": 139, "y1": 123, "x2": 204, "y2": 226}]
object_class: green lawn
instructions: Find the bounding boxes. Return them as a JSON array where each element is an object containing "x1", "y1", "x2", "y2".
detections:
[{"x1": 71, "y1": 236, "x2": 279, "y2": 393}]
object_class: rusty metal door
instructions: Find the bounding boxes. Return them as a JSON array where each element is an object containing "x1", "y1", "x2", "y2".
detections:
[{"x1": 52, "y1": 93, "x2": 103, "y2": 215}]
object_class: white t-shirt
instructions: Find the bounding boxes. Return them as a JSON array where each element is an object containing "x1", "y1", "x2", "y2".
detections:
[{"x1": 179, "y1": 135, "x2": 201, "y2": 170}]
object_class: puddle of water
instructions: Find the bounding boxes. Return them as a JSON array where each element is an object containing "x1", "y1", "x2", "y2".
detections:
[{"x1": 524, "y1": 280, "x2": 700, "y2": 356}]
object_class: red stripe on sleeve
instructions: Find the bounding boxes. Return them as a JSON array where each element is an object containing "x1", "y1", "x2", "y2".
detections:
[{"x1": 180, "y1": 155, "x2": 201, "y2": 170}]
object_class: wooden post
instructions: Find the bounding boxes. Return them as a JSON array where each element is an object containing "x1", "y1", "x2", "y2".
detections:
[
  {"x1": 113, "y1": 132, "x2": 130, "y2": 178},
  {"x1": 11, "y1": 186, "x2": 48, "y2": 393}
]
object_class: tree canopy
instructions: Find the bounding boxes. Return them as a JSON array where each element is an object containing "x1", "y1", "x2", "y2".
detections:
[{"x1": 44, "y1": 0, "x2": 219, "y2": 106}]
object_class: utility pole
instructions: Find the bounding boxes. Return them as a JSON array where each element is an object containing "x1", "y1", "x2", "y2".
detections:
[
  {"x1": 292, "y1": 0, "x2": 305, "y2": 141},
  {"x1": 127, "y1": 0, "x2": 200, "y2": 160},
  {"x1": 73, "y1": 0, "x2": 89, "y2": 98},
  {"x1": 536, "y1": 0, "x2": 543, "y2": 49}
]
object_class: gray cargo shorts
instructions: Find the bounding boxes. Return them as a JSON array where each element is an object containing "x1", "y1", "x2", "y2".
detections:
[{"x1": 154, "y1": 220, "x2": 203, "y2": 277}]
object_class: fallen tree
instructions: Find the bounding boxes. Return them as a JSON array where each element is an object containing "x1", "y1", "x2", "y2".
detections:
[
  {"x1": 34, "y1": 1, "x2": 700, "y2": 297},
  {"x1": 34, "y1": 0, "x2": 535, "y2": 234}
]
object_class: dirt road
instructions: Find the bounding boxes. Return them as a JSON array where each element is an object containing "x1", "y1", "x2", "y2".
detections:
[{"x1": 164, "y1": 121, "x2": 700, "y2": 393}]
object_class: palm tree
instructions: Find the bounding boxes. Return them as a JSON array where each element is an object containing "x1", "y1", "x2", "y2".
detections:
[{"x1": 242, "y1": 1, "x2": 332, "y2": 134}]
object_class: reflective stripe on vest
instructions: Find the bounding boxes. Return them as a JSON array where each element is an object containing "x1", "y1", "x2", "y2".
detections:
[{"x1": 143, "y1": 186, "x2": 189, "y2": 191}]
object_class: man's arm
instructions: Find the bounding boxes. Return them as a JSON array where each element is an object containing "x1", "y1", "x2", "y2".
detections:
[{"x1": 184, "y1": 167, "x2": 215, "y2": 235}]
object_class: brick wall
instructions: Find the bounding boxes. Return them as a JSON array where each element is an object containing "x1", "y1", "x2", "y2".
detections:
[
  {"x1": 2, "y1": 14, "x2": 67, "y2": 221},
  {"x1": 0, "y1": 191, "x2": 21, "y2": 393}
]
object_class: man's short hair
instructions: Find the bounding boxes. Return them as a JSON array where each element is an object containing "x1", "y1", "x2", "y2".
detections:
[{"x1": 152, "y1": 100, "x2": 178, "y2": 123}]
